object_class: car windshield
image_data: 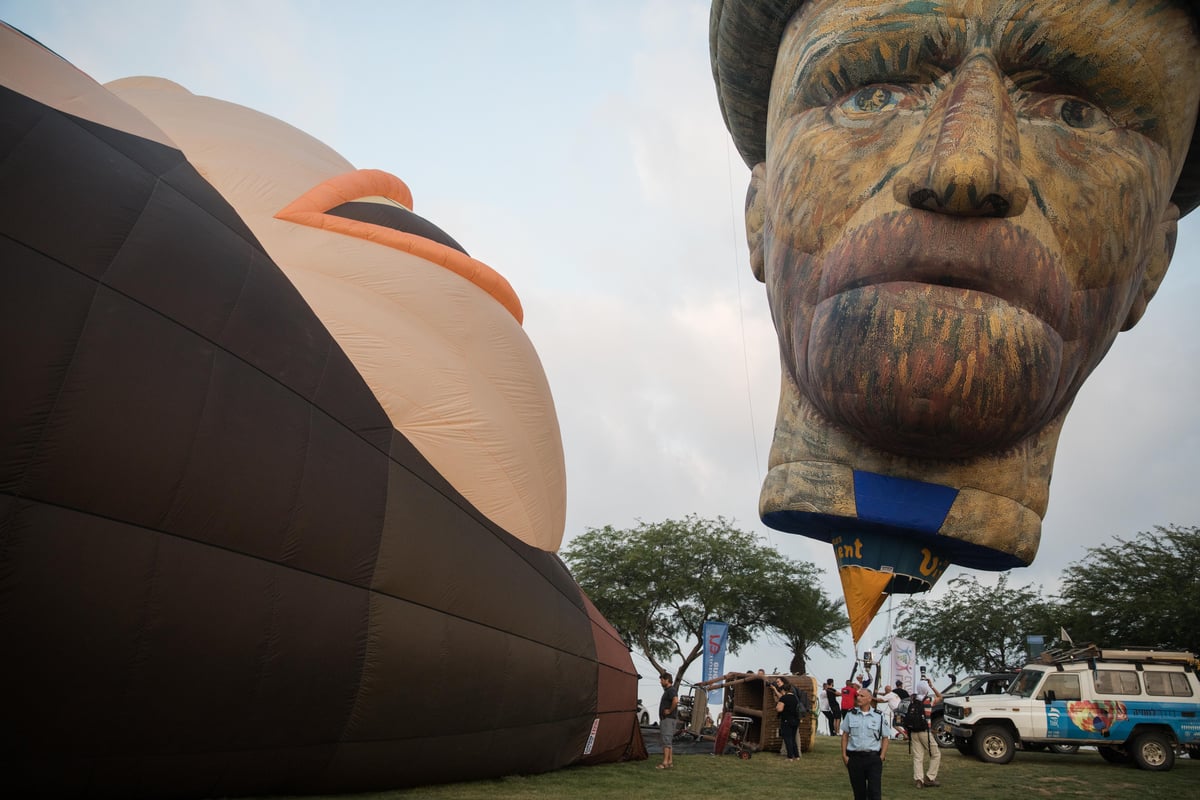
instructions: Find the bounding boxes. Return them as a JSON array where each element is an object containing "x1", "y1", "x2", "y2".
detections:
[
  {"x1": 943, "y1": 676, "x2": 985, "y2": 696},
  {"x1": 1007, "y1": 668, "x2": 1044, "y2": 698}
]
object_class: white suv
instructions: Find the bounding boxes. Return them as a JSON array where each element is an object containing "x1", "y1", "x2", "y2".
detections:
[{"x1": 944, "y1": 646, "x2": 1200, "y2": 771}]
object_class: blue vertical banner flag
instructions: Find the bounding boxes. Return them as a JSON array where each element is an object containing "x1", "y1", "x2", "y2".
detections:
[{"x1": 702, "y1": 620, "x2": 729, "y2": 684}]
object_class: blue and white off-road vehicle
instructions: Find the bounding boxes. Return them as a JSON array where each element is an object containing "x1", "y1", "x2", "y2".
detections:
[{"x1": 945, "y1": 646, "x2": 1200, "y2": 771}]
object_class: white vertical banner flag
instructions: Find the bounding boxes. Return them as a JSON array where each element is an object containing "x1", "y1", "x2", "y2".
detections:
[{"x1": 890, "y1": 636, "x2": 917, "y2": 693}]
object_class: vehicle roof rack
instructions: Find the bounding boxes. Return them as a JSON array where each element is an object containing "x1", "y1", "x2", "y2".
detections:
[
  {"x1": 1095, "y1": 648, "x2": 1197, "y2": 666},
  {"x1": 1034, "y1": 643, "x2": 1099, "y2": 664},
  {"x1": 1034, "y1": 643, "x2": 1197, "y2": 667}
]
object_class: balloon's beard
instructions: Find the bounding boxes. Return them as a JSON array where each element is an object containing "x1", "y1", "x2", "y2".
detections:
[{"x1": 793, "y1": 283, "x2": 1065, "y2": 460}]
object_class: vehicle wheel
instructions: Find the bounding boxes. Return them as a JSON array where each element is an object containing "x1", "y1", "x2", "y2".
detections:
[
  {"x1": 973, "y1": 725, "x2": 1016, "y2": 764},
  {"x1": 932, "y1": 715, "x2": 954, "y2": 748},
  {"x1": 1097, "y1": 746, "x2": 1130, "y2": 765},
  {"x1": 954, "y1": 737, "x2": 973, "y2": 756},
  {"x1": 1129, "y1": 731, "x2": 1175, "y2": 771},
  {"x1": 1186, "y1": 744, "x2": 1199, "y2": 760},
  {"x1": 1049, "y1": 743, "x2": 1080, "y2": 755},
  {"x1": 640, "y1": 712, "x2": 649, "y2": 726}
]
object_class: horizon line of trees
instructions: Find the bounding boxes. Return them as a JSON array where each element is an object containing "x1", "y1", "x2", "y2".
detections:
[
  {"x1": 891, "y1": 524, "x2": 1199, "y2": 674},
  {"x1": 562, "y1": 514, "x2": 845, "y2": 686},
  {"x1": 564, "y1": 517, "x2": 1199, "y2": 683}
]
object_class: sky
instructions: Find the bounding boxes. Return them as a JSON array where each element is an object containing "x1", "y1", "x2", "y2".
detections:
[{"x1": 3, "y1": 0, "x2": 1197, "y2": 710}]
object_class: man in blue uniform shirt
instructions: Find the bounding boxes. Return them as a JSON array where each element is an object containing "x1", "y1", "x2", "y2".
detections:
[{"x1": 841, "y1": 688, "x2": 891, "y2": 800}]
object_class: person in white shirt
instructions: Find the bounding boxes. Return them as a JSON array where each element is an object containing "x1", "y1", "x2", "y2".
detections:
[
  {"x1": 873, "y1": 685, "x2": 902, "y2": 737},
  {"x1": 817, "y1": 681, "x2": 832, "y2": 735}
]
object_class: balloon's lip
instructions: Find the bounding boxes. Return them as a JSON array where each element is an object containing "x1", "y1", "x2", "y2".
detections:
[
  {"x1": 816, "y1": 210, "x2": 1068, "y2": 331},
  {"x1": 275, "y1": 168, "x2": 523, "y2": 324}
]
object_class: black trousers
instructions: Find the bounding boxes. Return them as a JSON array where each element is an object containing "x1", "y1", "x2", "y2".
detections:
[
  {"x1": 780, "y1": 718, "x2": 799, "y2": 758},
  {"x1": 845, "y1": 750, "x2": 883, "y2": 800}
]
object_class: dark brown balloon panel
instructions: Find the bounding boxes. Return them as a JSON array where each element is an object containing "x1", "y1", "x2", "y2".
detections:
[{"x1": 0, "y1": 83, "x2": 640, "y2": 798}]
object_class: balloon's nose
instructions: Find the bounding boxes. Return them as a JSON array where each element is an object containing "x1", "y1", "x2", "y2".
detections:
[{"x1": 893, "y1": 53, "x2": 1028, "y2": 218}]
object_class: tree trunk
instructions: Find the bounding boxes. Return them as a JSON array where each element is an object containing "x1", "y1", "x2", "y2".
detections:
[{"x1": 789, "y1": 641, "x2": 808, "y2": 674}]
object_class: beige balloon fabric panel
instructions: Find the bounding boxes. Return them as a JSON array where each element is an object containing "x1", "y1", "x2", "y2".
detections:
[{"x1": 108, "y1": 75, "x2": 567, "y2": 554}]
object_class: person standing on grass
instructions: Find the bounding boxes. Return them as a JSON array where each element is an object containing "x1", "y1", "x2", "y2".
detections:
[
  {"x1": 840, "y1": 678, "x2": 857, "y2": 722},
  {"x1": 909, "y1": 676, "x2": 943, "y2": 788},
  {"x1": 824, "y1": 678, "x2": 841, "y2": 735},
  {"x1": 657, "y1": 672, "x2": 678, "y2": 769},
  {"x1": 773, "y1": 677, "x2": 801, "y2": 761},
  {"x1": 842, "y1": 687, "x2": 890, "y2": 800},
  {"x1": 874, "y1": 683, "x2": 902, "y2": 736}
]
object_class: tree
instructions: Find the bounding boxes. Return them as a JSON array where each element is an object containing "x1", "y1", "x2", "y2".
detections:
[
  {"x1": 1054, "y1": 524, "x2": 1200, "y2": 655},
  {"x1": 894, "y1": 574, "x2": 1056, "y2": 674},
  {"x1": 760, "y1": 562, "x2": 846, "y2": 675},
  {"x1": 562, "y1": 515, "x2": 819, "y2": 685}
]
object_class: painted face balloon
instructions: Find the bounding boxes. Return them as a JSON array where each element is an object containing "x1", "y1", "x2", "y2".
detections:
[
  {"x1": 0, "y1": 22, "x2": 637, "y2": 797},
  {"x1": 761, "y1": 0, "x2": 1196, "y2": 459},
  {"x1": 712, "y1": 0, "x2": 1200, "y2": 638}
]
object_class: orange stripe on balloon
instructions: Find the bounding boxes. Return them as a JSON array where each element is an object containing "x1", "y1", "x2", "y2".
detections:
[{"x1": 276, "y1": 168, "x2": 523, "y2": 324}]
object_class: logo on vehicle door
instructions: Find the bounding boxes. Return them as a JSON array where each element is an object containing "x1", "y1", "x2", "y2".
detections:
[{"x1": 1067, "y1": 700, "x2": 1127, "y2": 733}]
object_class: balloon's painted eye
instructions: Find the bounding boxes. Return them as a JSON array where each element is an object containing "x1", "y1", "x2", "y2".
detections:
[
  {"x1": 1026, "y1": 95, "x2": 1114, "y2": 133},
  {"x1": 1060, "y1": 99, "x2": 1097, "y2": 129},
  {"x1": 842, "y1": 86, "x2": 899, "y2": 114}
]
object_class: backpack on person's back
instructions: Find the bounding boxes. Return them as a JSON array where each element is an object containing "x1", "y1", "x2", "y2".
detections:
[
  {"x1": 794, "y1": 687, "x2": 810, "y2": 716},
  {"x1": 902, "y1": 696, "x2": 928, "y2": 732}
]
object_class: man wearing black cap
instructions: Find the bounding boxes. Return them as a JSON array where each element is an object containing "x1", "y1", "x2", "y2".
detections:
[{"x1": 709, "y1": 0, "x2": 1200, "y2": 628}]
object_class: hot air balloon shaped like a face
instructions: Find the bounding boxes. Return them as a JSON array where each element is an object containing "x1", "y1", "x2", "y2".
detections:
[
  {"x1": 104, "y1": 73, "x2": 566, "y2": 555},
  {"x1": 711, "y1": 0, "x2": 1200, "y2": 640},
  {"x1": 0, "y1": 23, "x2": 639, "y2": 798}
]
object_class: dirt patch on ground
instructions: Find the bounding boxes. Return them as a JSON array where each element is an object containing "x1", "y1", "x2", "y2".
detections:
[{"x1": 1027, "y1": 776, "x2": 1139, "y2": 797}]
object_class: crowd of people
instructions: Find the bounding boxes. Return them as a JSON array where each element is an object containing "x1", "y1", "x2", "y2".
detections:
[
  {"x1": 657, "y1": 663, "x2": 952, "y2": 798},
  {"x1": 819, "y1": 673, "x2": 892, "y2": 736},
  {"x1": 817, "y1": 672, "x2": 947, "y2": 794}
]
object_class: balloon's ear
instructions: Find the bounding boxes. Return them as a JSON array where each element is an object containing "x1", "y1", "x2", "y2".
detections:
[
  {"x1": 1122, "y1": 202, "x2": 1178, "y2": 331},
  {"x1": 746, "y1": 162, "x2": 766, "y2": 283}
]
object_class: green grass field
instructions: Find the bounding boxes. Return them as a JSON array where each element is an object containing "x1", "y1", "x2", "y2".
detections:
[{"x1": 254, "y1": 739, "x2": 1199, "y2": 800}]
